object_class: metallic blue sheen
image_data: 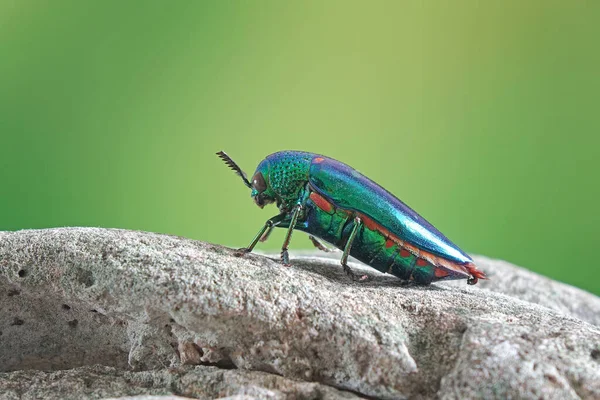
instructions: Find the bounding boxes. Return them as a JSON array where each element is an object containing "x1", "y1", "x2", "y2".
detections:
[{"x1": 308, "y1": 156, "x2": 473, "y2": 264}]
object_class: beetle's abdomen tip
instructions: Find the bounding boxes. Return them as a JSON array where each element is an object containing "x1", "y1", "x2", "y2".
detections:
[{"x1": 464, "y1": 262, "x2": 487, "y2": 285}]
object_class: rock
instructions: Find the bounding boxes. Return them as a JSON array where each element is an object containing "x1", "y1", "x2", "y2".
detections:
[
  {"x1": 104, "y1": 397, "x2": 193, "y2": 400},
  {"x1": 1, "y1": 228, "x2": 599, "y2": 399},
  {"x1": 293, "y1": 250, "x2": 600, "y2": 327},
  {"x1": 0, "y1": 365, "x2": 357, "y2": 400}
]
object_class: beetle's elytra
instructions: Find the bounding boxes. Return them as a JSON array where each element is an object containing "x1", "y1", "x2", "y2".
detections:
[{"x1": 217, "y1": 150, "x2": 486, "y2": 285}]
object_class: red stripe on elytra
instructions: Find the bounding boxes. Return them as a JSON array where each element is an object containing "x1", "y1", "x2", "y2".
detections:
[
  {"x1": 309, "y1": 192, "x2": 334, "y2": 213},
  {"x1": 360, "y1": 214, "x2": 392, "y2": 237},
  {"x1": 360, "y1": 214, "x2": 378, "y2": 231}
]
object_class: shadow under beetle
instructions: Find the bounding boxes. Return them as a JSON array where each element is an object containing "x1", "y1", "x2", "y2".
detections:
[{"x1": 217, "y1": 150, "x2": 486, "y2": 285}]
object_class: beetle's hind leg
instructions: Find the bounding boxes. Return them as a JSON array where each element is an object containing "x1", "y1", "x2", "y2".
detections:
[
  {"x1": 340, "y1": 217, "x2": 368, "y2": 282},
  {"x1": 308, "y1": 235, "x2": 332, "y2": 252},
  {"x1": 467, "y1": 276, "x2": 478, "y2": 285}
]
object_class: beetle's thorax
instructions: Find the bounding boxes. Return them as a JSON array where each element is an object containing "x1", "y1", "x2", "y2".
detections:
[{"x1": 261, "y1": 151, "x2": 314, "y2": 210}]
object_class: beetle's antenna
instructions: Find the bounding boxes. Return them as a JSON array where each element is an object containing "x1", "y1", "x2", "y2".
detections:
[{"x1": 216, "y1": 151, "x2": 252, "y2": 188}]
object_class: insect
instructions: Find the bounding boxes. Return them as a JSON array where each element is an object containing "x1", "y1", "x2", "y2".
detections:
[{"x1": 217, "y1": 150, "x2": 486, "y2": 285}]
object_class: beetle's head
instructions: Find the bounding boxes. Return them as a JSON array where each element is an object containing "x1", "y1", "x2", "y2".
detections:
[
  {"x1": 249, "y1": 159, "x2": 277, "y2": 208},
  {"x1": 216, "y1": 151, "x2": 277, "y2": 209}
]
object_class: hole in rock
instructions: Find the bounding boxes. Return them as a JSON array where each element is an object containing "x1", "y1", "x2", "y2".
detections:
[
  {"x1": 75, "y1": 268, "x2": 95, "y2": 287},
  {"x1": 18, "y1": 270, "x2": 27, "y2": 278},
  {"x1": 1, "y1": 293, "x2": 130, "y2": 373},
  {"x1": 197, "y1": 357, "x2": 237, "y2": 370}
]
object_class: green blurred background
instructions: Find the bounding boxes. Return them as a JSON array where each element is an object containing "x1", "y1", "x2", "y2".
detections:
[{"x1": 1, "y1": 1, "x2": 598, "y2": 294}]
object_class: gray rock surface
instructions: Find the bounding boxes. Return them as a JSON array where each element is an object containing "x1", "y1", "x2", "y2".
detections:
[
  {"x1": 1, "y1": 228, "x2": 599, "y2": 399},
  {"x1": 293, "y1": 250, "x2": 600, "y2": 327},
  {"x1": 0, "y1": 365, "x2": 356, "y2": 400}
]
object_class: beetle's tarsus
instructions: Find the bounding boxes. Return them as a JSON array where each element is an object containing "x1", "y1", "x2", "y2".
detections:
[
  {"x1": 342, "y1": 262, "x2": 354, "y2": 278},
  {"x1": 281, "y1": 250, "x2": 291, "y2": 266},
  {"x1": 309, "y1": 235, "x2": 332, "y2": 252},
  {"x1": 342, "y1": 262, "x2": 368, "y2": 282},
  {"x1": 234, "y1": 248, "x2": 251, "y2": 257}
]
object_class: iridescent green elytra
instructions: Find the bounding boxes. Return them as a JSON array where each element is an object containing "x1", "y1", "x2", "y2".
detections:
[{"x1": 217, "y1": 150, "x2": 486, "y2": 285}]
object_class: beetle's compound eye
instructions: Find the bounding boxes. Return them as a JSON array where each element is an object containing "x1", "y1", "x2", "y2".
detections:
[{"x1": 252, "y1": 172, "x2": 267, "y2": 193}]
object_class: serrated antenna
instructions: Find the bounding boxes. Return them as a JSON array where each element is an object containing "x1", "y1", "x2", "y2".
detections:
[{"x1": 216, "y1": 151, "x2": 252, "y2": 188}]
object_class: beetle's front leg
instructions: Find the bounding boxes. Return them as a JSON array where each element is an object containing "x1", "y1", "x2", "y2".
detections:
[
  {"x1": 280, "y1": 203, "x2": 303, "y2": 265},
  {"x1": 259, "y1": 224, "x2": 275, "y2": 242},
  {"x1": 235, "y1": 213, "x2": 287, "y2": 256}
]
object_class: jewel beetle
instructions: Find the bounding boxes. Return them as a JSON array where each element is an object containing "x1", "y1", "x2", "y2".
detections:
[{"x1": 217, "y1": 150, "x2": 486, "y2": 285}]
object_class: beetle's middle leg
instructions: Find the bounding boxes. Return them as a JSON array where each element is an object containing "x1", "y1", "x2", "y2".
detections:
[
  {"x1": 340, "y1": 216, "x2": 368, "y2": 281},
  {"x1": 280, "y1": 204, "x2": 303, "y2": 265}
]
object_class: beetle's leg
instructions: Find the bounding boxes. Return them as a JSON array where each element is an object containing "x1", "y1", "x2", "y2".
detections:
[
  {"x1": 259, "y1": 224, "x2": 275, "y2": 242},
  {"x1": 340, "y1": 216, "x2": 368, "y2": 281},
  {"x1": 280, "y1": 204, "x2": 303, "y2": 265},
  {"x1": 235, "y1": 213, "x2": 286, "y2": 256},
  {"x1": 467, "y1": 276, "x2": 478, "y2": 285},
  {"x1": 308, "y1": 235, "x2": 332, "y2": 252}
]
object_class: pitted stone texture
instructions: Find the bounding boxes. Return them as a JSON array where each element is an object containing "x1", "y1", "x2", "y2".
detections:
[
  {"x1": 1, "y1": 228, "x2": 599, "y2": 399},
  {"x1": 0, "y1": 365, "x2": 358, "y2": 400}
]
